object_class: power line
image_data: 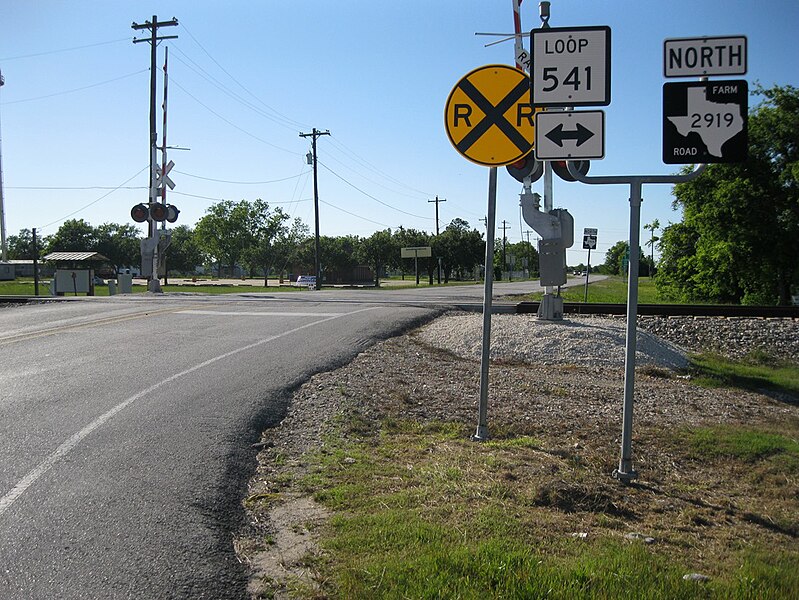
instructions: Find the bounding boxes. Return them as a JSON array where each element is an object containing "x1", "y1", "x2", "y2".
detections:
[
  {"x1": 318, "y1": 161, "x2": 432, "y2": 220},
  {"x1": 178, "y1": 22, "x2": 310, "y2": 131},
  {"x1": 171, "y1": 78, "x2": 300, "y2": 155},
  {"x1": 0, "y1": 38, "x2": 129, "y2": 62},
  {"x1": 37, "y1": 166, "x2": 149, "y2": 232},
  {"x1": 0, "y1": 70, "x2": 148, "y2": 105},
  {"x1": 173, "y1": 169, "x2": 308, "y2": 185}
]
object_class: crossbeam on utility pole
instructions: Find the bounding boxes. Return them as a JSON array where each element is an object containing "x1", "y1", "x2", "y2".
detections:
[
  {"x1": 299, "y1": 128, "x2": 330, "y2": 291},
  {"x1": 132, "y1": 15, "x2": 178, "y2": 293}
]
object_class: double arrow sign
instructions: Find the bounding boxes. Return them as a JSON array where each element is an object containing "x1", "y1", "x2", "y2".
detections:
[{"x1": 535, "y1": 111, "x2": 605, "y2": 160}]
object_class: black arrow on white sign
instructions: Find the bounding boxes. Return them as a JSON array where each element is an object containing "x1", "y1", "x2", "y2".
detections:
[{"x1": 545, "y1": 123, "x2": 595, "y2": 147}]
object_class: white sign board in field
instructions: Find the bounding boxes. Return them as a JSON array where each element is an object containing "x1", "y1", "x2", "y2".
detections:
[{"x1": 530, "y1": 26, "x2": 611, "y2": 107}]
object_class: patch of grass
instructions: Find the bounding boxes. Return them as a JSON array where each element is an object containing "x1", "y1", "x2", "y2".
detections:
[
  {"x1": 684, "y1": 425, "x2": 799, "y2": 465},
  {"x1": 297, "y1": 415, "x2": 799, "y2": 599},
  {"x1": 516, "y1": 275, "x2": 666, "y2": 304},
  {"x1": 690, "y1": 352, "x2": 799, "y2": 399}
]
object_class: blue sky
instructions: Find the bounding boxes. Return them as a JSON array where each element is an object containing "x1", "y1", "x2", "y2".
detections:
[{"x1": 1, "y1": 0, "x2": 797, "y2": 265}]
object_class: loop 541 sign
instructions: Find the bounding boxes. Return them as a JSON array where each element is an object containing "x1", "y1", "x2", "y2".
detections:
[{"x1": 444, "y1": 64, "x2": 536, "y2": 167}]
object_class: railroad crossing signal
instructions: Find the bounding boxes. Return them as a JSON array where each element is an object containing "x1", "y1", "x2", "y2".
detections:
[
  {"x1": 155, "y1": 160, "x2": 175, "y2": 190},
  {"x1": 445, "y1": 64, "x2": 537, "y2": 166}
]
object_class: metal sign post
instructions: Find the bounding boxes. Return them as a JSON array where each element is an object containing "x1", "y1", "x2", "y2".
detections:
[
  {"x1": 474, "y1": 166, "x2": 498, "y2": 441},
  {"x1": 567, "y1": 162, "x2": 705, "y2": 482}
]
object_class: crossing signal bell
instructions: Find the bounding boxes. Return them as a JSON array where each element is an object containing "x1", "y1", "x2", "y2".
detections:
[{"x1": 130, "y1": 203, "x2": 180, "y2": 224}]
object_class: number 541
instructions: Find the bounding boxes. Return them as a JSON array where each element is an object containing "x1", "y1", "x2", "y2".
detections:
[{"x1": 542, "y1": 66, "x2": 593, "y2": 92}]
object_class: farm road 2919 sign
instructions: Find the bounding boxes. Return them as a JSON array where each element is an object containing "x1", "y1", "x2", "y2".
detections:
[{"x1": 663, "y1": 80, "x2": 748, "y2": 164}]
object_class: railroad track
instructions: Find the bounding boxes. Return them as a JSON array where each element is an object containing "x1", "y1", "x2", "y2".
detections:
[{"x1": 516, "y1": 302, "x2": 799, "y2": 318}]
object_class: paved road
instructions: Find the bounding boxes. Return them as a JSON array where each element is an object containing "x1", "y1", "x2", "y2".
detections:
[
  {"x1": 0, "y1": 294, "x2": 440, "y2": 599},
  {"x1": 0, "y1": 278, "x2": 603, "y2": 598}
]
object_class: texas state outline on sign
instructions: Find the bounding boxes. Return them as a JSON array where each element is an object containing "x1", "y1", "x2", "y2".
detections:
[{"x1": 667, "y1": 86, "x2": 744, "y2": 157}]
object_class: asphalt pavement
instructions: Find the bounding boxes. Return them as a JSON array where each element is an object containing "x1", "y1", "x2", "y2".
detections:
[{"x1": 0, "y1": 295, "x2": 437, "y2": 599}]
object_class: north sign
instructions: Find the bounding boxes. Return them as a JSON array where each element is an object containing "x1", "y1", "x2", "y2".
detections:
[
  {"x1": 535, "y1": 110, "x2": 604, "y2": 160},
  {"x1": 664, "y1": 36, "x2": 747, "y2": 78},
  {"x1": 530, "y1": 26, "x2": 611, "y2": 107},
  {"x1": 444, "y1": 64, "x2": 536, "y2": 167}
]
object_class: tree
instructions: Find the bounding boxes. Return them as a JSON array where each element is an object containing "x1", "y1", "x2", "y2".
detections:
[
  {"x1": 357, "y1": 229, "x2": 396, "y2": 287},
  {"x1": 643, "y1": 218, "x2": 660, "y2": 277},
  {"x1": 436, "y1": 219, "x2": 485, "y2": 282},
  {"x1": 658, "y1": 84, "x2": 799, "y2": 305},
  {"x1": 601, "y1": 240, "x2": 629, "y2": 275},
  {"x1": 44, "y1": 219, "x2": 96, "y2": 254},
  {"x1": 7, "y1": 229, "x2": 35, "y2": 259},
  {"x1": 166, "y1": 225, "x2": 203, "y2": 276},
  {"x1": 272, "y1": 218, "x2": 309, "y2": 282},
  {"x1": 193, "y1": 200, "x2": 261, "y2": 277},
  {"x1": 95, "y1": 223, "x2": 140, "y2": 270},
  {"x1": 244, "y1": 203, "x2": 293, "y2": 280}
]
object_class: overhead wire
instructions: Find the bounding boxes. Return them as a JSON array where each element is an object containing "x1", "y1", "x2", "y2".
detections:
[
  {"x1": 0, "y1": 69, "x2": 148, "y2": 105},
  {"x1": 0, "y1": 38, "x2": 129, "y2": 61},
  {"x1": 37, "y1": 165, "x2": 149, "y2": 232},
  {"x1": 317, "y1": 161, "x2": 432, "y2": 221}
]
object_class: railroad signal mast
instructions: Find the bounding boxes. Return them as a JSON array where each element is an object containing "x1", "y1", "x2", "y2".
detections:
[{"x1": 132, "y1": 15, "x2": 178, "y2": 292}]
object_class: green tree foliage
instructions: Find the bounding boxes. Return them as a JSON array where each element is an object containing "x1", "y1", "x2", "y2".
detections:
[
  {"x1": 95, "y1": 223, "x2": 140, "y2": 270},
  {"x1": 193, "y1": 199, "x2": 262, "y2": 276},
  {"x1": 44, "y1": 219, "x2": 96, "y2": 254},
  {"x1": 601, "y1": 240, "x2": 629, "y2": 275},
  {"x1": 165, "y1": 225, "x2": 203, "y2": 276},
  {"x1": 657, "y1": 84, "x2": 799, "y2": 305},
  {"x1": 6, "y1": 229, "x2": 35, "y2": 259},
  {"x1": 357, "y1": 229, "x2": 396, "y2": 286},
  {"x1": 436, "y1": 219, "x2": 485, "y2": 282}
]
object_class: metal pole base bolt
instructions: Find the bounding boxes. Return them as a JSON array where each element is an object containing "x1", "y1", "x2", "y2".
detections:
[
  {"x1": 612, "y1": 468, "x2": 638, "y2": 484},
  {"x1": 471, "y1": 426, "x2": 490, "y2": 442}
]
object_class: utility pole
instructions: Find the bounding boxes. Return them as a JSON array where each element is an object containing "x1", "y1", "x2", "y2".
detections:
[
  {"x1": 0, "y1": 69, "x2": 7, "y2": 262},
  {"x1": 299, "y1": 128, "x2": 330, "y2": 291},
  {"x1": 32, "y1": 228, "x2": 39, "y2": 296},
  {"x1": 428, "y1": 195, "x2": 446, "y2": 283},
  {"x1": 499, "y1": 220, "x2": 510, "y2": 280},
  {"x1": 132, "y1": 15, "x2": 178, "y2": 292},
  {"x1": 524, "y1": 229, "x2": 535, "y2": 278}
]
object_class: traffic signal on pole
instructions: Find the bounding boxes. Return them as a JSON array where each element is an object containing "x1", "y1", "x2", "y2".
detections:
[
  {"x1": 552, "y1": 160, "x2": 590, "y2": 182},
  {"x1": 149, "y1": 203, "x2": 168, "y2": 221},
  {"x1": 130, "y1": 203, "x2": 180, "y2": 223},
  {"x1": 165, "y1": 204, "x2": 180, "y2": 223},
  {"x1": 506, "y1": 155, "x2": 543, "y2": 183},
  {"x1": 131, "y1": 203, "x2": 149, "y2": 223}
]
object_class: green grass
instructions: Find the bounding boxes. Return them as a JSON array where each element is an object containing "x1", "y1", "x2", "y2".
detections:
[
  {"x1": 685, "y1": 425, "x2": 799, "y2": 464},
  {"x1": 518, "y1": 275, "x2": 665, "y2": 304},
  {"x1": 292, "y1": 418, "x2": 799, "y2": 599},
  {"x1": 690, "y1": 352, "x2": 799, "y2": 399},
  {"x1": 0, "y1": 278, "x2": 295, "y2": 296}
]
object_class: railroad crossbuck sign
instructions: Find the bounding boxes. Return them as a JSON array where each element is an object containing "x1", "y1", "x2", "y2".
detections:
[{"x1": 445, "y1": 64, "x2": 536, "y2": 167}]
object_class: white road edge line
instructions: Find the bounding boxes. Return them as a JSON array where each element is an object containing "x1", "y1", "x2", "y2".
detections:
[
  {"x1": 0, "y1": 307, "x2": 378, "y2": 518},
  {"x1": 177, "y1": 310, "x2": 347, "y2": 317}
]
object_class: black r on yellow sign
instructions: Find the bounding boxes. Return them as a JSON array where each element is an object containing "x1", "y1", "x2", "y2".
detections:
[{"x1": 444, "y1": 64, "x2": 536, "y2": 167}]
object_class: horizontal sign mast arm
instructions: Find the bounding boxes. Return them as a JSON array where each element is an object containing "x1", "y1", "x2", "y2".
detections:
[{"x1": 565, "y1": 162, "x2": 706, "y2": 185}]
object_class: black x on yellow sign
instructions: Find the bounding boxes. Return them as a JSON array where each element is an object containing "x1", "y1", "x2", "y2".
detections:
[{"x1": 444, "y1": 64, "x2": 536, "y2": 167}]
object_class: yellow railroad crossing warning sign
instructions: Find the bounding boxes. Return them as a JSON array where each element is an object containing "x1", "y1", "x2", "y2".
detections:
[{"x1": 444, "y1": 64, "x2": 536, "y2": 167}]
